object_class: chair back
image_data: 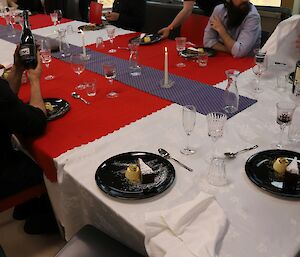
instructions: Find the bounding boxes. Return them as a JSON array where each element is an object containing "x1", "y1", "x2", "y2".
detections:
[
  {"x1": 180, "y1": 14, "x2": 209, "y2": 46},
  {"x1": 89, "y1": 2, "x2": 103, "y2": 25}
]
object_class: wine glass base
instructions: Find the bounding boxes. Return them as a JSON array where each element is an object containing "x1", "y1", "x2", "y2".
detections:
[
  {"x1": 253, "y1": 87, "x2": 263, "y2": 94},
  {"x1": 180, "y1": 148, "x2": 196, "y2": 155},
  {"x1": 45, "y1": 75, "x2": 55, "y2": 80},
  {"x1": 176, "y1": 62, "x2": 186, "y2": 68},
  {"x1": 159, "y1": 79, "x2": 174, "y2": 89},
  {"x1": 108, "y1": 49, "x2": 117, "y2": 53},
  {"x1": 107, "y1": 91, "x2": 119, "y2": 98}
]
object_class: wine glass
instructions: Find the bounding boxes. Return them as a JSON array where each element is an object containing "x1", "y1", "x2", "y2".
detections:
[
  {"x1": 103, "y1": 62, "x2": 118, "y2": 98},
  {"x1": 50, "y1": 12, "x2": 58, "y2": 32},
  {"x1": 54, "y1": 10, "x2": 62, "y2": 25},
  {"x1": 175, "y1": 37, "x2": 186, "y2": 68},
  {"x1": 71, "y1": 54, "x2": 86, "y2": 90},
  {"x1": 276, "y1": 101, "x2": 296, "y2": 149},
  {"x1": 40, "y1": 39, "x2": 54, "y2": 80},
  {"x1": 252, "y1": 49, "x2": 267, "y2": 94},
  {"x1": 106, "y1": 27, "x2": 116, "y2": 53},
  {"x1": 206, "y1": 112, "x2": 227, "y2": 159},
  {"x1": 181, "y1": 105, "x2": 196, "y2": 155}
]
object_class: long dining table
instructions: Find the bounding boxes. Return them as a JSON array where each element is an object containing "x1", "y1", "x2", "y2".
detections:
[{"x1": 1, "y1": 13, "x2": 300, "y2": 257}]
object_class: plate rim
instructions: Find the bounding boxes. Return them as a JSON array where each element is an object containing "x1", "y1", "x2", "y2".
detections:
[
  {"x1": 245, "y1": 149, "x2": 300, "y2": 199},
  {"x1": 95, "y1": 151, "x2": 175, "y2": 200},
  {"x1": 44, "y1": 97, "x2": 70, "y2": 121}
]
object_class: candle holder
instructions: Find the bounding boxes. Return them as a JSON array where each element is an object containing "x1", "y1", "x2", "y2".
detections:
[
  {"x1": 81, "y1": 54, "x2": 91, "y2": 61},
  {"x1": 159, "y1": 79, "x2": 174, "y2": 88}
]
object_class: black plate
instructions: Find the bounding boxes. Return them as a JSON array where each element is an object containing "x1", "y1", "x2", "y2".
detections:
[
  {"x1": 180, "y1": 47, "x2": 216, "y2": 58},
  {"x1": 95, "y1": 151, "x2": 175, "y2": 199},
  {"x1": 129, "y1": 34, "x2": 161, "y2": 45},
  {"x1": 44, "y1": 98, "x2": 70, "y2": 121},
  {"x1": 78, "y1": 24, "x2": 105, "y2": 31},
  {"x1": 245, "y1": 150, "x2": 300, "y2": 198}
]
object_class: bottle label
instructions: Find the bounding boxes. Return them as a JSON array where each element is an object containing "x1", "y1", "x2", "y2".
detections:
[{"x1": 19, "y1": 44, "x2": 35, "y2": 60}]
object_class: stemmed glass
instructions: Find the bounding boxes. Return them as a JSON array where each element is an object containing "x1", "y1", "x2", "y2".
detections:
[
  {"x1": 206, "y1": 112, "x2": 227, "y2": 159},
  {"x1": 276, "y1": 101, "x2": 296, "y2": 148},
  {"x1": 54, "y1": 10, "x2": 62, "y2": 25},
  {"x1": 252, "y1": 49, "x2": 267, "y2": 94},
  {"x1": 181, "y1": 105, "x2": 196, "y2": 155},
  {"x1": 4, "y1": 8, "x2": 16, "y2": 38},
  {"x1": 103, "y1": 62, "x2": 118, "y2": 98},
  {"x1": 40, "y1": 39, "x2": 55, "y2": 80},
  {"x1": 175, "y1": 37, "x2": 186, "y2": 68},
  {"x1": 106, "y1": 27, "x2": 116, "y2": 53},
  {"x1": 71, "y1": 54, "x2": 86, "y2": 90},
  {"x1": 50, "y1": 12, "x2": 58, "y2": 32}
]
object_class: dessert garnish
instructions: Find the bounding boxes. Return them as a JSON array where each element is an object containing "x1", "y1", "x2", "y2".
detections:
[
  {"x1": 286, "y1": 157, "x2": 299, "y2": 174},
  {"x1": 273, "y1": 157, "x2": 289, "y2": 176},
  {"x1": 125, "y1": 164, "x2": 141, "y2": 184},
  {"x1": 138, "y1": 158, "x2": 157, "y2": 184}
]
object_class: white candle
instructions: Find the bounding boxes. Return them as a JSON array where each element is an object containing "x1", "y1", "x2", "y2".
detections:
[
  {"x1": 164, "y1": 47, "x2": 168, "y2": 85},
  {"x1": 80, "y1": 29, "x2": 86, "y2": 57}
]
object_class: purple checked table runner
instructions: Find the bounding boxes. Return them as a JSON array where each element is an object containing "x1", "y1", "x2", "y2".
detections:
[{"x1": 0, "y1": 25, "x2": 256, "y2": 117}]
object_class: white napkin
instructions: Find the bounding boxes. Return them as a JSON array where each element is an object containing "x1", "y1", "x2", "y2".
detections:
[
  {"x1": 262, "y1": 15, "x2": 300, "y2": 68},
  {"x1": 144, "y1": 192, "x2": 228, "y2": 257}
]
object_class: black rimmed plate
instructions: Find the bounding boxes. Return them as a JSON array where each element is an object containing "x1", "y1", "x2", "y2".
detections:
[
  {"x1": 245, "y1": 150, "x2": 300, "y2": 198},
  {"x1": 95, "y1": 151, "x2": 175, "y2": 199},
  {"x1": 78, "y1": 24, "x2": 105, "y2": 31},
  {"x1": 129, "y1": 34, "x2": 161, "y2": 45},
  {"x1": 44, "y1": 98, "x2": 70, "y2": 121},
  {"x1": 180, "y1": 47, "x2": 216, "y2": 58}
]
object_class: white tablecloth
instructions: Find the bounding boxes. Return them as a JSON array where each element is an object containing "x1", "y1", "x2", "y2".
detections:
[
  {"x1": 32, "y1": 21, "x2": 134, "y2": 47},
  {"x1": 46, "y1": 66, "x2": 300, "y2": 257},
  {"x1": 0, "y1": 39, "x2": 15, "y2": 67}
]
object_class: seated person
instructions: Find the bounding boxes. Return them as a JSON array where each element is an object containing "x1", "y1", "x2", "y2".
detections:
[
  {"x1": 8, "y1": 0, "x2": 44, "y2": 13},
  {"x1": 203, "y1": 0, "x2": 261, "y2": 58},
  {"x1": 105, "y1": 0, "x2": 146, "y2": 32},
  {"x1": 159, "y1": 0, "x2": 223, "y2": 39},
  {"x1": 262, "y1": 15, "x2": 300, "y2": 67},
  {"x1": 0, "y1": 48, "x2": 57, "y2": 234}
]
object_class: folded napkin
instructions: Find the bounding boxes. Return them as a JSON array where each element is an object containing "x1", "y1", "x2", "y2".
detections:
[
  {"x1": 262, "y1": 15, "x2": 300, "y2": 67},
  {"x1": 144, "y1": 192, "x2": 228, "y2": 257}
]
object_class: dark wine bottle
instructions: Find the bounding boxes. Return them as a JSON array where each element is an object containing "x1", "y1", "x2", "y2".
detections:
[
  {"x1": 292, "y1": 60, "x2": 300, "y2": 93},
  {"x1": 19, "y1": 10, "x2": 37, "y2": 69}
]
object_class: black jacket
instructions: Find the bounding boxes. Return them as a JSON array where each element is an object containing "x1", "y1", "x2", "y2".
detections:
[
  {"x1": 195, "y1": 0, "x2": 224, "y2": 16},
  {"x1": 111, "y1": 0, "x2": 146, "y2": 32}
]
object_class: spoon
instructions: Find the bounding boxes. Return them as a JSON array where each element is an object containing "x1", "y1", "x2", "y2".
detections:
[
  {"x1": 158, "y1": 148, "x2": 193, "y2": 172},
  {"x1": 71, "y1": 92, "x2": 90, "y2": 105},
  {"x1": 224, "y1": 145, "x2": 258, "y2": 159}
]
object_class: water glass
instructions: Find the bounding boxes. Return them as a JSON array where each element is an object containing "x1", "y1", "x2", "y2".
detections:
[
  {"x1": 106, "y1": 27, "x2": 116, "y2": 53},
  {"x1": 128, "y1": 39, "x2": 141, "y2": 76},
  {"x1": 224, "y1": 69, "x2": 240, "y2": 114},
  {"x1": 276, "y1": 74, "x2": 288, "y2": 92},
  {"x1": 103, "y1": 62, "x2": 118, "y2": 98},
  {"x1": 198, "y1": 51, "x2": 208, "y2": 67},
  {"x1": 175, "y1": 37, "x2": 186, "y2": 68},
  {"x1": 207, "y1": 157, "x2": 227, "y2": 186},
  {"x1": 96, "y1": 36, "x2": 105, "y2": 49},
  {"x1": 66, "y1": 25, "x2": 74, "y2": 34},
  {"x1": 84, "y1": 79, "x2": 97, "y2": 97},
  {"x1": 40, "y1": 39, "x2": 54, "y2": 80},
  {"x1": 71, "y1": 54, "x2": 86, "y2": 89}
]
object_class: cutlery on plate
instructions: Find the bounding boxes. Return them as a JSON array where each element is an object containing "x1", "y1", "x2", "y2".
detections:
[
  {"x1": 224, "y1": 145, "x2": 258, "y2": 159},
  {"x1": 117, "y1": 46, "x2": 130, "y2": 50},
  {"x1": 158, "y1": 148, "x2": 193, "y2": 172},
  {"x1": 71, "y1": 92, "x2": 90, "y2": 105}
]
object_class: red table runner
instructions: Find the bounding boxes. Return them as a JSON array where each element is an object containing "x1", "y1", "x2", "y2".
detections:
[{"x1": 88, "y1": 33, "x2": 254, "y2": 85}]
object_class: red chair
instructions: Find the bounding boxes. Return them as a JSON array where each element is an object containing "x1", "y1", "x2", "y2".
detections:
[
  {"x1": 89, "y1": 2, "x2": 103, "y2": 25},
  {"x1": 180, "y1": 14, "x2": 209, "y2": 46},
  {"x1": 0, "y1": 183, "x2": 46, "y2": 212}
]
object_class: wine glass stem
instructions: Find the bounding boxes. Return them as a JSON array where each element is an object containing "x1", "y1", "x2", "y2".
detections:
[
  {"x1": 186, "y1": 133, "x2": 190, "y2": 150},
  {"x1": 278, "y1": 124, "x2": 286, "y2": 148},
  {"x1": 211, "y1": 138, "x2": 217, "y2": 159},
  {"x1": 108, "y1": 78, "x2": 113, "y2": 85}
]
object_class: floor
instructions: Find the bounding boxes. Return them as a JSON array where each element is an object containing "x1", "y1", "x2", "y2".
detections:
[{"x1": 0, "y1": 209, "x2": 65, "y2": 257}]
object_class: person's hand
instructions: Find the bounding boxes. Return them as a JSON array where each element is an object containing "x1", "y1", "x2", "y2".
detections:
[
  {"x1": 105, "y1": 12, "x2": 120, "y2": 22},
  {"x1": 210, "y1": 16, "x2": 225, "y2": 35},
  {"x1": 158, "y1": 27, "x2": 171, "y2": 39},
  {"x1": 13, "y1": 45, "x2": 25, "y2": 72},
  {"x1": 27, "y1": 53, "x2": 42, "y2": 83}
]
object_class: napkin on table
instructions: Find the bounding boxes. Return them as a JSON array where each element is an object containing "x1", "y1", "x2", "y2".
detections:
[{"x1": 144, "y1": 192, "x2": 228, "y2": 257}]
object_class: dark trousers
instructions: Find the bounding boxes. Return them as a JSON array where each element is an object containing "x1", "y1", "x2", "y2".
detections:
[{"x1": 0, "y1": 150, "x2": 43, "y2": 199}]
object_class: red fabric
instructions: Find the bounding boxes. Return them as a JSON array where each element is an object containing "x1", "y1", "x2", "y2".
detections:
[
  {"x1": 19, "y1": 58, "x2": 171, "y2": 181},
  {"x1": 89, "y1": 2, "x2": 103, "y2": 25},
  {"x1": 180, "y1": 14, "x2": 209, "y2": 46},
  {"x1": 88, "y1": 33, "x2": 254, "y2": 85},
  {"x1": 0, "y1": 14, "x2": 71, "y2": 29}
]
